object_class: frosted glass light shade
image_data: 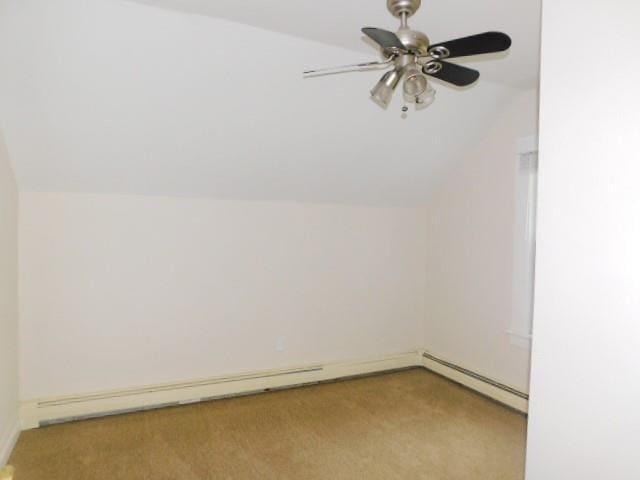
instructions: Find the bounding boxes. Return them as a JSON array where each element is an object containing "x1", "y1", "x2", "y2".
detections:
[{"x1": 371, "y1": 69, "x2": 401, "y2": 109}]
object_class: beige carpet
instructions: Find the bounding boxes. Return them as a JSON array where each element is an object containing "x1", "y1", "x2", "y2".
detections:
[{"x1": 9, "y1": 369, "x2": 527, "y2": 479}]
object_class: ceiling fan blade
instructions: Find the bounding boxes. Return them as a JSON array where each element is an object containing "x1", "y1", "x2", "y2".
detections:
[
  {"x1": 303, "y1": 57, "x2": 394, "y2": 77},
  {"x1": 423, "y1": 61, "x2": 480, "y2": 87},
  {"x1": 429, "y1": 32, "x2": 511, "y2": 59},
  {"x1": 362, "y1": 27, "x2": 407, "y2": 52}
]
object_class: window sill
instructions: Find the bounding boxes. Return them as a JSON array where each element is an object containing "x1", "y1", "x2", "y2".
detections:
[{"x1": 507, "y1": 330, "x2": 532, "y2": 349}]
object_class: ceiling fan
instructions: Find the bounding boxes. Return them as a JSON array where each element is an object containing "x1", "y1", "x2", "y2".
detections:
[{"x1": 303, "y1": 0, "x2": 512, "y2": 111}]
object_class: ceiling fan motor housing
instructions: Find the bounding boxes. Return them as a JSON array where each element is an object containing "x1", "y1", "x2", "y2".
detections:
[
  {"x1": 387, "y1": 0, "x2": 422, "y2": 18},
  {"x1": 396, "y1": 28, "x2": 430, "y2": 55}
]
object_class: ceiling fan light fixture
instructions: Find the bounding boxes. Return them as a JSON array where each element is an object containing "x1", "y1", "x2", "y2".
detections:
[
  {"x1": 370, "y1": 69, "x2": 401, "y2": 109},
  {"x1": 415, "y1": 83, "x2": 436, "y2": 109},
  {"x1": 403, "y1": 68, "x2": 428, "y2": 97},
  {"x1": 402, "y1": 68, "x2": 435, "y2": 107}
]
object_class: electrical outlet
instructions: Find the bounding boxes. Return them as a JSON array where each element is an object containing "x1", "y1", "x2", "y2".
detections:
[{"x1": 276, "y1": 336, "x2": 286, "y2": 352}]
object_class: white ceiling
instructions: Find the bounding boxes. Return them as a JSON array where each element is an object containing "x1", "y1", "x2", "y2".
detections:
[{"x1": 0, "y1": 0, "x2": 539, "y2": 206}]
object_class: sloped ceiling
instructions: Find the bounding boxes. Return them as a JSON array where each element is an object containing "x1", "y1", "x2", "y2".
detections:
[
  {"x1": 133, "y1": 0, "x2": 540, "y2": 89},
  {"x1": 0, "y1": 0, "x2": 540, "y2": 205}
]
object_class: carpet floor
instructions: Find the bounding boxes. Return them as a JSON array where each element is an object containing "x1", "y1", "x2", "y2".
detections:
[{"x1": 9, "y1": 369, "x2": 527, "y2": 479}]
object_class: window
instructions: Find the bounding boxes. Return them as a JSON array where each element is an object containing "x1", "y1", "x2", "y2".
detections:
[{"x1": 509, "y1": 138, "x2": 538, "y2": 348}]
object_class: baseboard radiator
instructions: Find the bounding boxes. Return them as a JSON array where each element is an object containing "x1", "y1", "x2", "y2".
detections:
[
  {"x1": 20, "y1": 350, "x2": 528, "y2": 429},
  {"x1": 20, "y1": 352, "x2": 420, "y2": 429},
  {"x1": 421, "y1": 351, "x2": 529, "y2": 413}
]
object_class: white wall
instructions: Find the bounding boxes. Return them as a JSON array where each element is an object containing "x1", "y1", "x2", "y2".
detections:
[
  {"x1": 423, "y1": 88, "x2": 538, "y2": 393},
  {"x1": 19, "y1": 192, "x2": 427, "y2": 399},
  {"x1": 526, "y1": 1, "x2": 640, "y2": 478},
  {"x1": 0, "y1": 132, "x2": 19, "y2": 465}
]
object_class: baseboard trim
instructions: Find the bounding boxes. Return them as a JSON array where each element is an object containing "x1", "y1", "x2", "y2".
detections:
[
  {"x1": 420, "y1": 351, "x2": 529, "y2": 413},
  {"x1": 0, "y1": 416, "x2": 20, "y2": 467},
  {"x1": 20, "y1": 351, "x2": 422, "y2": 429},
  {"x1": 20, "y1": 349, "x2": 529, "y2": 429}
]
